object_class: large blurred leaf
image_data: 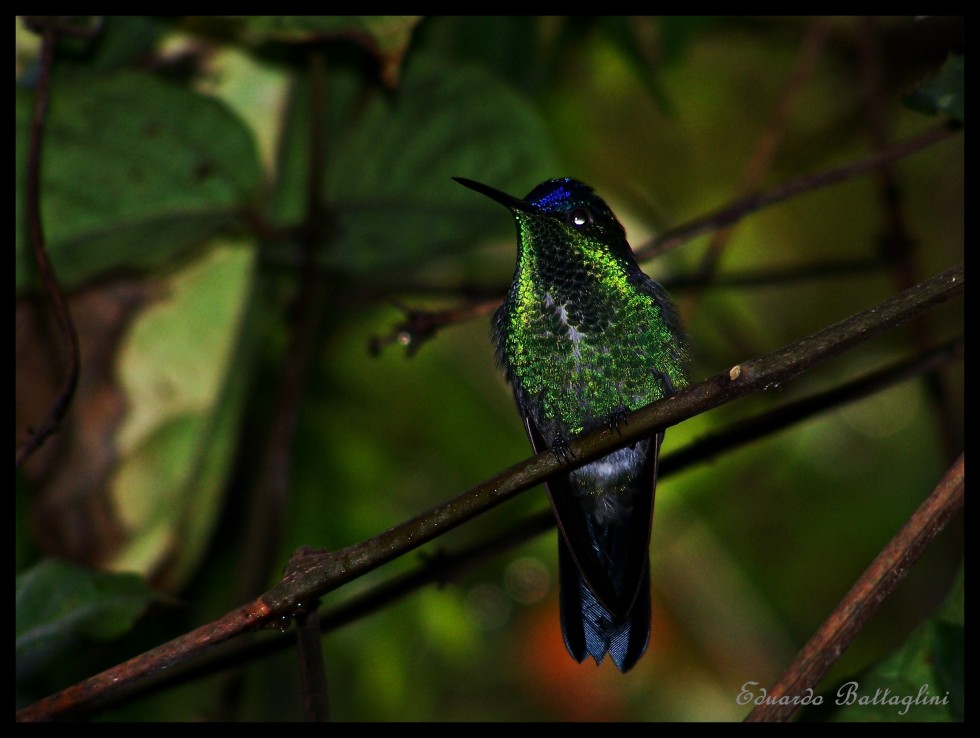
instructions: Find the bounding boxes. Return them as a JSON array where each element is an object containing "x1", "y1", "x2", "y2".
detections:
[
  {"x1": 16, "y1": 559, "x2": 158, "y2": 681},
  {"x1": 272, "y1": 55, "x2": 556, "y2": 278},
  {"x1": 411, "y1": 17, "x2": 543, "y2": 90},
  {"x1": 15, "y1": 71, "x2": 262, "y2": 289},
  {"x1": 904, "y1": 55, "x2": 964, "y2": 124},
  {"x1": 235, "y1": 16, "x2": 422, "y2": 87},
  {"x1": 238, "y1": 15, "x2": 420, "y2": 54},
  {"x1": 108, "y1": 242, "x2": 257, "y2": 590},
  {"x1": 828, "y1": 623, "x2": 962, "y2": 721},
  {"x1": 61, "y1": 16, "x2": 170, "y2": 71}
]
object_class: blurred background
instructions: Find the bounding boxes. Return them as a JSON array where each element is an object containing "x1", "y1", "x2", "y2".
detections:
[{"x1": 16, "y1": 16, "x2": 963, "y2": 721}]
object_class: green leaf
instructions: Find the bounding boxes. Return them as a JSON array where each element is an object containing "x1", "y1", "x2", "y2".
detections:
[
  {"x1": 63, "y1": 16, "x2": 170, "y2": 72},
  {"x1": 234, "y1": 16, "x2": 422, "y2": 87},
  {"x1": 108, "y1": 242, "x2": 257, "y2": 589},
  {"x1": 659, "y1": 16, "x2": 725, "y2": 67},
  {"x1": 238, "y1": 15, "x2": 421, "y2": 54},
  {"x1": 597, "y1": 16, "x2": 676, "y2": 115},
  {"x1": 411, "y1": 17, "x2": 542, "y2": 91},
  {"x1": 16, "y1": 559, "x2": 158, "y2": 680},
  {"x1": 904, "y1": 55, "x2": 964, "y2": 124},
  {"x1": 271, "y1": 55, "x2": 556, "y2": 278},
  {"x1": 15, "y1": 71, "x2": 262, "y2": 289}
]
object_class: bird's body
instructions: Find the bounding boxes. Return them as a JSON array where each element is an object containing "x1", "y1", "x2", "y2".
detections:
[{"x1": 456, "y1": 176, "x2": 687, "y2": 671}]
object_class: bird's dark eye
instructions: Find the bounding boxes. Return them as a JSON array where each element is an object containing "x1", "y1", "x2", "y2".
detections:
[{"x1": 568, "y1": 209, "x2": 591, "y2": 228}]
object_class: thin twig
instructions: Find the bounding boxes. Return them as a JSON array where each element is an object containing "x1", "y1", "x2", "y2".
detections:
[
  {"x1": 665, "y1": 257, "x2": 886, "y2": 291},
  {"x1": 35, "y1": 336, "x2": 963, "y2": 718},
  {"x1": 226, "y1": 47, "x2": 333, "y2": 721},
  {"x1": 266, "y1": 263, "x2": 961, "y2": 613},
  {"x1": 636, "y1": 122, "x2": 957, "y2": 262},
  {"x1": 744, "y1": 452, "x2": 964, "y2": 722},
  {"x1": 237, "y1": 51, "x2": 331, "y2": 600},
  {"x1": 372, "y1": 124, "x2": 957, "y2": 357},
  {"x1": 369, "y1": 297, "x2": 503, "y2": 356},
  {"x1": 295, "y1": 600, "x2": 330, "y2": 722},
  {"x1": 696, "y1": 17, "x2": 832, "y2": 280},
  {"x1": 859, "y1": 17, "x2": 961, "y2": 464},
  {"x1": 370, "y1": 258, "x2": 886, "y2": 310},
  {"x1": 661, "y1": 337, "x2": 962, "y2": 475},
  {"x1": 16, "y1": 21, "x2": 80, "y2": 468},
  {"x1": 16, "y1": 599, "x2": 273, "y2": 722},
  {"x1": 50, "y1": 513, "x2": 558, "y2": 718}
]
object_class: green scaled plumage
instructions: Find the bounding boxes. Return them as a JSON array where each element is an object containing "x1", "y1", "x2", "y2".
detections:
[{"x1": 455, "y1": 176, "x2": 688, "y2": 672}]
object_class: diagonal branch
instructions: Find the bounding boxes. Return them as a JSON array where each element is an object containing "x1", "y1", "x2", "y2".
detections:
[
  {"x1": 744, "y1": 452, "x2": 964, "y2": 722},
  {"x1": 660, "y1": 336, "x2": 962, "y2": 476},
  {"x1": 694, "y1": 17, "x2": 832, "y2": 281},
  {"x1": 265, "y1": 263, "x2": 963, "y2": 611},
  {"x1": 16, "y1": 21, "x2": 80, "y2": 468},
  {"x1": 16, "y1": 262, "x2": 963, "y2": 722},
  {"x1": 634, "y1": 122, "x2": 957, "y2": 261},
  {"x1": 39, "y1": 337, "x2": 962, "y2": 717},
  {"x1": 371, "y1": 122, "x2": 959, "y2": 355}
]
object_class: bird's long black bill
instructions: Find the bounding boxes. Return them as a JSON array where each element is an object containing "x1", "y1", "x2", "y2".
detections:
[{"x1": 452, "y1": 177, "x2": 535, "y2": 213}]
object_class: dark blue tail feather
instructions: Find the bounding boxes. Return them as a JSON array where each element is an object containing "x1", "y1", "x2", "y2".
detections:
[{"x1": 558, "y1": 537, "x2": 651, "y2": 672}]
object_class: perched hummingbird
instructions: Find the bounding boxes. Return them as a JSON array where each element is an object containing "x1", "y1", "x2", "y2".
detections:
[{"x1": 455, "y1": 176, "x2": 687, "y2": 672}]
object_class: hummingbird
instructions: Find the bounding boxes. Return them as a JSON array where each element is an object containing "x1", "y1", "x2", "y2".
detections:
[{"x1": 454, "y1": 176, "x2": 687, "y2": 672}]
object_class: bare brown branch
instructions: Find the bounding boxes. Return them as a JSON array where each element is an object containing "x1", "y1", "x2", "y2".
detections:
[
  {"x1": 16, "y1": 22, "x2": 80, "y2": 468},
  {"x1": 744, "y1": 452, "x2": 964, "y2": 722},
  {"x1": 16, "y1": 599, "x2": 272, "y2": 722},
  {"x1": 373, "y1": 123, "x2": 959, "y2": 357},
  {"x1": 16, "y1": 263, "x2": 962, "y2": 722},
  {"x1": 636, "y1": 122, "x2": 958, "y2": 262}
]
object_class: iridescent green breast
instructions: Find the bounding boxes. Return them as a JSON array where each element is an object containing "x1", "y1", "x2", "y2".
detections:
[{"x1": 494, "y1": 232, "x2": 686, "y2": 440}]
